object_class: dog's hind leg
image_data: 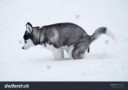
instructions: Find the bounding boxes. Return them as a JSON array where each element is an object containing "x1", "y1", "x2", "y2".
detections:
[
  {"x1": 72, "y1": 49, "x2": 85, "y2": 59},
  {"x1": 72, "y1": 44, "x2": 87, "y2": 59}
]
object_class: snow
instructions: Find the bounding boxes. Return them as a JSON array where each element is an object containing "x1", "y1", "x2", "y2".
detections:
[{"x1": 0, "y1": 0, "x2": 128, "y2": 81}]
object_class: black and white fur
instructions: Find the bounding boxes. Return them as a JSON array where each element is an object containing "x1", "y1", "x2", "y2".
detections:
[{"x1": 22, "y1": 22, "x2": 115, "y2": 60}]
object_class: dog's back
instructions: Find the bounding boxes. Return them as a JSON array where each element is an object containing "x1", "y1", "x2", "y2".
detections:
[{"x1": 43, "y1": 22, "x2": 89, "y2": 48}]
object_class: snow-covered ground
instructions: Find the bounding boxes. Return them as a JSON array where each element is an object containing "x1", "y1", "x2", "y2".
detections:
[{"x1": 0, "y1": 0, "x2": 128, "y2": 81}]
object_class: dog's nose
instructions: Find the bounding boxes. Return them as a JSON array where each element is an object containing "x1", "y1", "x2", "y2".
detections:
[{"x1": 22, "y1": 47, "x2": 24, "y2": 49}]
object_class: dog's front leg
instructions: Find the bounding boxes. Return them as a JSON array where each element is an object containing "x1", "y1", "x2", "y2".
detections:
[
  {"x1": 52, "y1": 50, "x2": 64, "y2": 60},
  {"x1": 45, "y1": 44, "x2": 64, "y2": 60}
]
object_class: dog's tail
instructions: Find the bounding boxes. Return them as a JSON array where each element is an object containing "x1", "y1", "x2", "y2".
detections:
[{"x1": 90, "y1": 27, "x2": 116, "y2": 43}]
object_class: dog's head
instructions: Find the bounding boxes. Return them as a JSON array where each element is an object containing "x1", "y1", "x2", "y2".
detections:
[{"x1": 22, "y1": 22, "x2": 35, "y2": 50}]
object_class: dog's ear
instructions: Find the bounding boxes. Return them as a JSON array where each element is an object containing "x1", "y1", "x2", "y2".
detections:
[{"x1": 26, "y1": 22, "x2": 33, "y2": 33}]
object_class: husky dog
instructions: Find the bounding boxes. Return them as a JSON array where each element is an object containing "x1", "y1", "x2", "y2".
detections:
[{"x1": 22, "y1": 22, "x2": 115, "y2": 60}]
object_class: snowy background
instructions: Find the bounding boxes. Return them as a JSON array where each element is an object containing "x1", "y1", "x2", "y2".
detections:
[{"x1": 0, "y1": 0, "x2": 128, "y2": 81}]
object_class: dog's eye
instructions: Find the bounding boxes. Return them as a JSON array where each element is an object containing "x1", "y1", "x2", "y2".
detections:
[{"x1": 25, "y1": 40, "x2": 27, "y2": 43}]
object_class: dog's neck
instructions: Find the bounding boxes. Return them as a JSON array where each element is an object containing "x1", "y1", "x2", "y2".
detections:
[
  {"x1": 31, "y1": 26, "x2": 47, "y2": 45},
  {"x1": 39, "y1": 26, "x2": 47, "y2": 45}
]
